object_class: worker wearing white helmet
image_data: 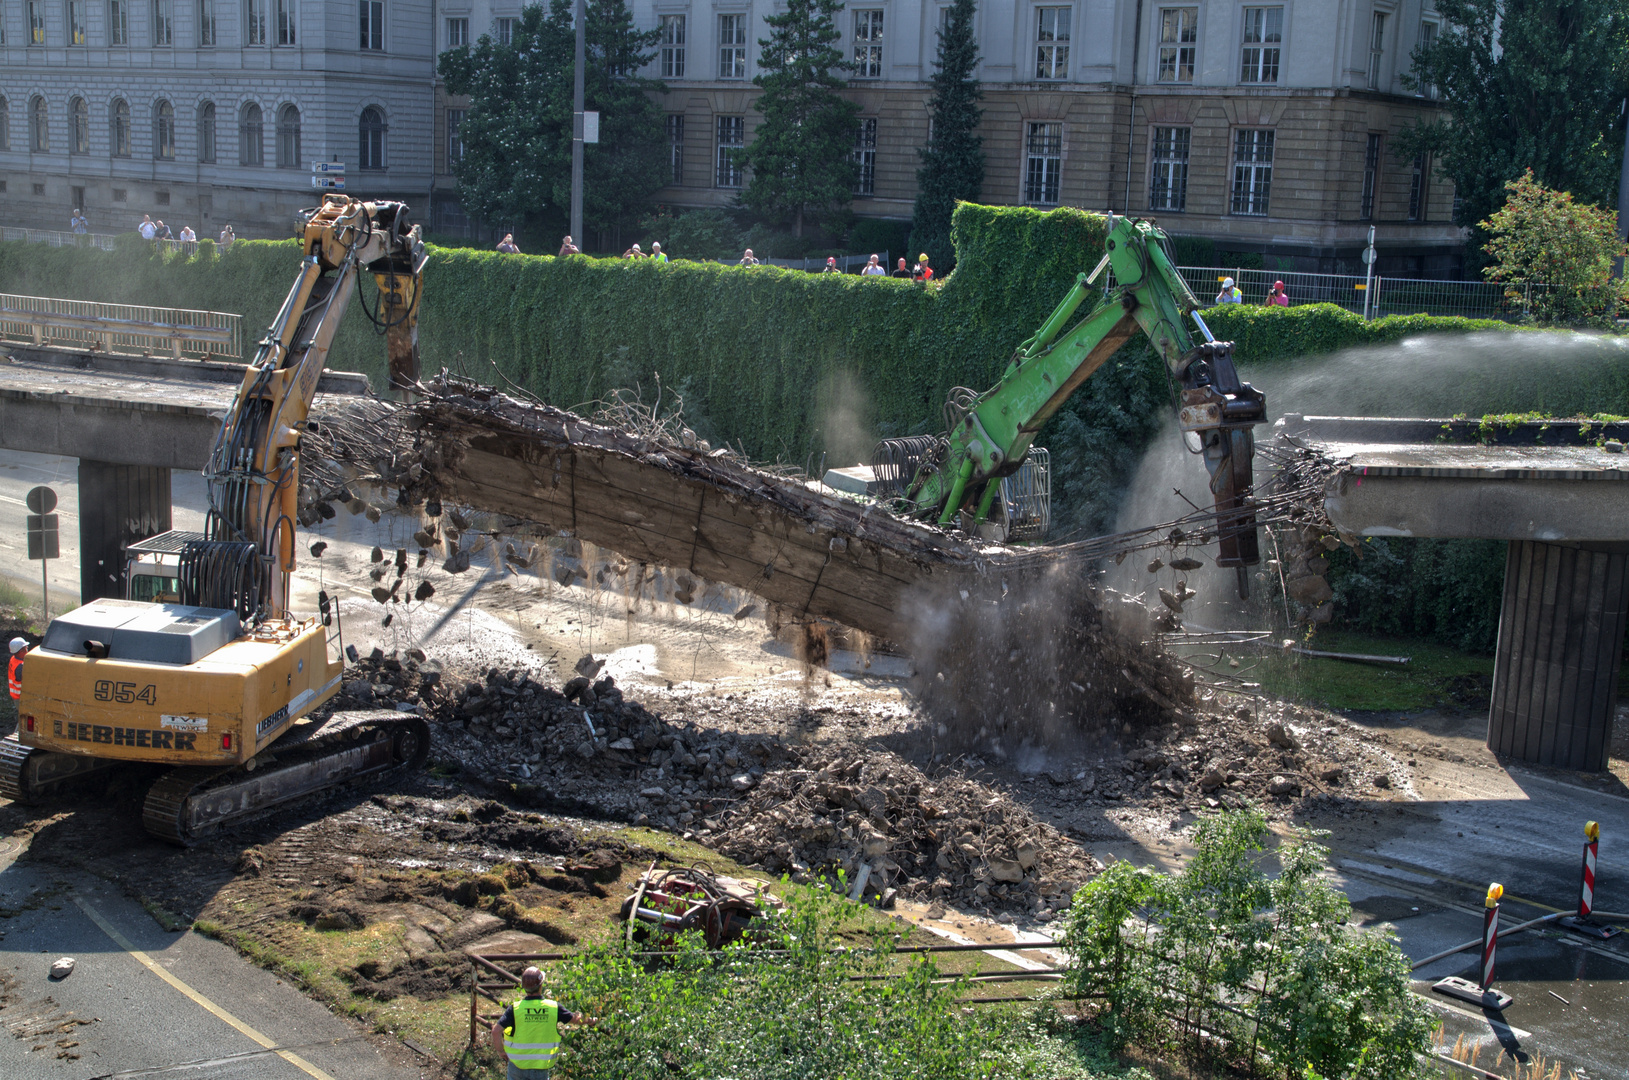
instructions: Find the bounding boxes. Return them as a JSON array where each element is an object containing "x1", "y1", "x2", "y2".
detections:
[{"x1": 7, "y1": 637, "x2": 27, "y2": 701}]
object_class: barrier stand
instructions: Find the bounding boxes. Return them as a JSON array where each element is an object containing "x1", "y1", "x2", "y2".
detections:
[
  {"x1": 1433, "y1": 883, "x2": 1513, "y2": 1011},
  {"x1": 1560, "y1": 821, "x2": 1622, "y2": 941}
]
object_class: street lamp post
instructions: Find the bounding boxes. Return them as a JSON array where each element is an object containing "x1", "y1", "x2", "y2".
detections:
[{"x1": 570, "y1": 0, "x2": 585, "y2": 245}]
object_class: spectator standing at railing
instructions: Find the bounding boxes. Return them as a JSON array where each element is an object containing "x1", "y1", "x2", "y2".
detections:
[
  {"x1": 179, "y1": 225, "x2": 196, "y2": 243},
  {"x1": 821, "y1": 256, "x2": 841, "y2": 273},
  {"x1": 891, "y1": 257, "x2": 912, "y2": 278},
  {"x1": 738, "y1": 248, "x2": 759, "y2": 266},
  {"x1": 496, "y1": 233, "x2": 520, "y2": 254},
  {"x1": 155, "y1": 220, "x2": 172, "y2": 241},
  {"x1": 1214, "y1": 276, "x2": 1242, "y2": 305},
  {"x1": 219, "y1": 224, "x2": 235, "y2": 249},
  {"x1": 861, "y1": 254, "x2": 886, "y2": 276},
  {"x1": 557, "y1": 235, "x2": 580, "y2": 257},
  {"x1": 70, "y1": 210, "x2": 88, "y2": 234},
  {"x1": 649, "y1": 242, "x2": 668, "y2": 263},
  {"x1": 139, "y1": 215, "x2": 157, "y2": 240},
  {"x1": 1266, "y1": 280, "x2": 1289, "y2": 307},
  {"x1": 913, "y1": 254, "x2": 934, "y2": 282}
]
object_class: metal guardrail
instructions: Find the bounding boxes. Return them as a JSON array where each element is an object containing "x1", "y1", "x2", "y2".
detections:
[
  {"x1": 1171, "y1": 265, "x2": 1533, "y2": 320},
  {"x1": 0, "y1": 226, "x2": 119, "y2": 251},
  {"x1": 0, "y1": 292, "x2": 241, "y2": 361}
]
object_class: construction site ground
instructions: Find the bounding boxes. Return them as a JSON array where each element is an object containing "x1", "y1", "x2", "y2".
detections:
[{"x1": 2, "y1": 446, "x2": 1628, "y2": 1079}]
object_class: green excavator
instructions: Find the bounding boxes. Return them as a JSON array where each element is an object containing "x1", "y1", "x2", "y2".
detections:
[{"x1": 865, "y1": 213, "x2": 1265, "y2": 591}]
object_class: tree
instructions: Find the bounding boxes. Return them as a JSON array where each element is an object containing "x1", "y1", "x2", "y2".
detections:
[
  {"x1": 438, "y1": 0, "x2": 668, "y2": 243},
  {"x1": 1403, "y1": 0, "x2": 1629, "y2": 239},
  {"x1": 909, "y1": 0, "x2": 984, "y2": 273},
  {"x1": 737, "y1": 0, "x2": 861, "y2": 237},
  {"x1": 1481, "y1": 169, "x2": 1626, "y2": 323}
]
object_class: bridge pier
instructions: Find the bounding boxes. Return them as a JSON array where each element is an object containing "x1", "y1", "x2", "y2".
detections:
[
  {"x1": 77, "y1": 460, "x2": 171, "y2": 603},
  {"x1": 1488, "y1": 541, "x2": 1628, "y2": 772}
]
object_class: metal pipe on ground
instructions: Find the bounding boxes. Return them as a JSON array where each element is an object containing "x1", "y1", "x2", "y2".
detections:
[{"x1": 1409, "y1": 912, "x2": 1564, "y2": 971}]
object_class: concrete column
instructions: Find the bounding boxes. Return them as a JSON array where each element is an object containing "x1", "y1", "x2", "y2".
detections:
[
  {"x1": 1488, "y1": 541, "x2": 1629, "y2": 772},
  {"x1": 77, "y1": 460, "x2": 172, "y2": 603}
]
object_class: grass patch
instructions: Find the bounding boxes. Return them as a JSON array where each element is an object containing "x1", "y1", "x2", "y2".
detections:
[{"x1": 1247, "y1": 629, "x2": 1494, "y2": 712}]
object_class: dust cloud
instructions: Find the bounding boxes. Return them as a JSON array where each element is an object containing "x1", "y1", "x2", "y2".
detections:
[{"x1": 812, "y1": 369, "x2": 877, "y2": 472}]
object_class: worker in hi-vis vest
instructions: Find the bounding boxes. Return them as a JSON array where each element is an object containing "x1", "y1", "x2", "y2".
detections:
[
  {"x1": 8, "y1": 638, "x2": 26, "y2": 700},
  {"x1": 490, "y1": 966, "x2": 595, "y2": 1078}
]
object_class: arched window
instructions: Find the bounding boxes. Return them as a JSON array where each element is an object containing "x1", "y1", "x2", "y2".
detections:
[
  {"x1": 358, "y1": 106, "x2": 385, "y2": 170},
  {"x1": 275, "y1": 103, "x2": 300, "y2": 168},
  {"x1": 70, "y1": 97, "x2": 89, "y2": 154},
  {"x1": 239, "y1": 102, "x2": 263, "y2": 166},
  {"x1": 30, "y1": 96, "x2": 49, "y2": 152},
  {"x1": 153, "y1": 100, "x2": 175, "y2": 159},
  {"x1": 111, "y1": 98, "x2": 131, "y2": 157},
  {"x1": 198, "y1": 102, "x2": 217, "y2": 163},
  {"x1": 1, "y1": 97, "x2": 13, "y2": 152}
]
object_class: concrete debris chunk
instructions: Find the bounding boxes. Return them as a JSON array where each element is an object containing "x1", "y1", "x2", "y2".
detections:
[
  {"x1": 1265, "y1": 722, "x2": 1300, "y2": 750},
  {"x1": 49, "y1": 957, "x2": 75, "y2": 980}
]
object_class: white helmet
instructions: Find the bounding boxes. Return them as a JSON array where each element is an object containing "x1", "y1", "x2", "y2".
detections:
[
  {"x1": 9, "y1": 637, "x2": 26, "y2": 654},
  {"x1": 1222, "y1": 277, "x2": 1235, "y2": 288}
]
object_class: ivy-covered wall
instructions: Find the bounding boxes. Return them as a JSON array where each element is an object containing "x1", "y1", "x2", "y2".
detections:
[{"x1": 3, "y1": 205, "x2": 1625, "y2": 552}]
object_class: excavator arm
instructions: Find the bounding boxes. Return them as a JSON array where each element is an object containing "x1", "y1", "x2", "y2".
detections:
[
  {"x1": 887, "y1": 214, "x2": 1265, "y2": 582},
  {"x1": 192, "y1": 195, "x2": 426, "y2": 620}
]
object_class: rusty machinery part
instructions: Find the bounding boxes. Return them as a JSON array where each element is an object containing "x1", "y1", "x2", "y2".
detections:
[
  {"x1": 618, "y1": 865, "x2": 776, "y2": 949},
  {"x1": 140, "y1": 710, "x2": 429, "y2": 846}
]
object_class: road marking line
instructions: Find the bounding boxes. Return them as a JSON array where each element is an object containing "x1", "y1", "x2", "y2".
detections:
[{"x1": 72, "y1": 896, "x2": 338, "y2": 1080}]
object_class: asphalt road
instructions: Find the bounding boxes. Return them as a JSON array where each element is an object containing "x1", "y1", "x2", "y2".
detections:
[{"x1": 0, "y1": 839, "x2": 424, "y2": 1079}]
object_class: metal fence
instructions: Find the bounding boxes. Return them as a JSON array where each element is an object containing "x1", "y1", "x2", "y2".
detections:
[
  {"x1": 718, "y1": 251, "x2": 893, "y2": 273},
  {"x1": 0, "y1": 292, "x2": 242, "y2": 361},
  {"x1": 1171, "y1": 265, "x2": 1529, "y2": 321},
  {"x1": 0, "y1": 226, "x2": 120, "y2": 251}
]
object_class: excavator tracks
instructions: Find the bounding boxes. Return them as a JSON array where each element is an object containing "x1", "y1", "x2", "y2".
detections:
[
  {"x1": 0, "y1": 735, "x2": 36, "y2": 804},
  {"x1": 141, "y1": 710, "x2": 430, "y2": 846},
  {"x1": 0, "y1": 733, "x2": 117, "y2": 805}
]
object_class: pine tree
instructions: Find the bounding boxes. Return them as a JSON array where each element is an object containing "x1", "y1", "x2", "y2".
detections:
[
  {"x1": 738, "y1": 0, "x2": 861, "y2": 237},
  {"x1": 438, "y1": 0, "x2": 668, "y2": 243},
  {"x1": 1402, "y1": 0, "x2": 1629, "y2": 238},
  {"x1": 910, "y1": 0, "x2": 984, "y2": 272}
]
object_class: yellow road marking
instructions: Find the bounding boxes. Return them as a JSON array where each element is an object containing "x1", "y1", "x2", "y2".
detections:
[{"x1": 72, "y1": 896, "x2": 339, "y2": 1080}]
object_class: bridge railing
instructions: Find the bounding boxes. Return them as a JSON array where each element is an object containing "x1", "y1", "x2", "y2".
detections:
[
  {"x1": 0, "y1": 226, "x2": 120, "y2": 251},
  {"x1": 0, "y1": 292, "x2": 242, "y2": 361}
]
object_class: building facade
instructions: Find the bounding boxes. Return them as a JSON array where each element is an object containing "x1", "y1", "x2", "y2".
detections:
[
  {"x1": 431, "y1": 0, "x2": 1460, "y2": 273},
  {"x1": 0, "y1": 0, "x2": 436, "y2": 238}
]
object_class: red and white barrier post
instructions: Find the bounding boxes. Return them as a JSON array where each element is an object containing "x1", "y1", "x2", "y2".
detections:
[
  {"x1": 1480, "y1": 882, "x2": 1502, "y2": 989},
  {"x1": 1562, "y1": 820, "x2": 1620, "y2": 940}
]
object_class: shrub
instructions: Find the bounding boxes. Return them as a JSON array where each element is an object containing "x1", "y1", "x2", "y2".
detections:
[
  {"x1": 1061, "y1": 809, "x2": 1436, "y2": 1080},
  {"x1": 1480, "y1": 169, "x2": 1626, "y2": 324}
]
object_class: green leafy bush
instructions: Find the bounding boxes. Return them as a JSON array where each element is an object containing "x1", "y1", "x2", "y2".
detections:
[
  {"x1": 1061, "y1": 809, "x2": 1436, "y2": 1080},
  {"x1": 1327, "y1": 537, "x2": 1508, "y2": 654}
]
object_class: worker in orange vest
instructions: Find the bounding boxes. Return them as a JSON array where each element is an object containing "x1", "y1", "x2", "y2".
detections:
[{"x1": 7, "y1": 638, "x2": 26, "y2": 700}]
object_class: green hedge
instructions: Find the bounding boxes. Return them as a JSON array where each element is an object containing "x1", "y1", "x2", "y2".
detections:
[{"x1": 4, "y1": 206, "x2": 1627, "y2": 545}]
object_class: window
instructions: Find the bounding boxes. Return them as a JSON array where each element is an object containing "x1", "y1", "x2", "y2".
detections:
[
  {"x1": 112, "y1": 98, "x2": 131, "y2": 156},
  {"x1": 494, "y1": 16, "x2": 514, "y2": 44},
  {"x1": 1149, "y1": 126, "x2": 1189, "y2": 211},
  {"x1": 715, "y1": 114, "x2": 743, "y2": 188},
  {"x1": 446, "y1": 16, "x2": 467, "y2": 46},
  {"x1": 68, "y1": 0, "x2": 87, "y2": 44},
  {"x1": 1230, "y1": 128, "x2": 1273, "y2": 215},
  {"x1": 28, "y1": 1, "x2": 45, "y2": 43},
  {"x1": 1360, "y1": 133, "x2": 1380, "y2": 219},
  {"x1": 33, "y1": 182, "x2": 46, "y2": 195},
  {"x1": 1417, "y1": 21, "x2": 1438, "y2": 98},
  {"x1": 153, "y1": 0, "x2": 172, "y2": 44},
  {"x1": 0, "y1": 98, "x2": 8, "y2": 151},
  {"x1": 113, "y1": 187, "x2": 128, "y2": 201},
  {"x1": 198, "y1": 0, "x2": 215, "y2": 44},
  {"x1": 154, "y1": 101, "x2": 175, "y2": 159},
  {"x1": 1368, "y1": 11, "x2": 1386, "y2": 90},
  {"x1": 1408, "y1": 153, "x2": 1427, "y2": 221},
  {"x1": 853, "y1": 118, "x2": 876, "y2": 195},
  {"x1": 109, "y1": 0, "x2": 127, "y2": 42},
  {"x1": 447, "y1": 108, "x2": 465, "y2": 165},
  {"x1": 155, "y1": 190, "x2": 169, "y2": 205},
  {"x1": 238, "y1": 101, "x2": 263, "y2": 165},
  {"x1": 360, "y1": 0, "x2": 383, "y2": 49},
  {"x1": 853, "y1": 10, "x2": 883, "y2": 78},
  {"x1": 665, "y1": 114, "x2": 683, "y2": 184},
  {"x1": 30, "y1": 96, "x2": 49, "y2": 152},
  {"x1": 1240, "y1": 7, "x2": 1281, "y2": 83},
  {"x1": 1157, "y1": 7, "x2": 1196, "y2": 82},
  {"x1": 719, "y1": 14, "x2": 747, "y2": 78},
  {"x1": 660, "y1": 14, "x2": 684, "y2": 78},
  {"x1": 246, "y1": 0, "x2": 265, "y2": 43},
  {"x1": 276, "y1": 103, "x2": 300, "y2": 167},
  {"x1": 358, "y1": 105, "x2": 385, "y2": 169},
  {"x1": 1024, "y1": 121, "x2": 1062, "y2": 205},
  {"x1": 276, "y1": 0, "x2": 294, "y2": 43},
  {"x1": 198, "y1": 101, "x2": 217, "y2": 162},
  {"x1": 1035, "y1": 7, "x2": 1070, "y2": 80},
  {"x1": 70, "y1": 97, "x2": 89, "y2": 153}
]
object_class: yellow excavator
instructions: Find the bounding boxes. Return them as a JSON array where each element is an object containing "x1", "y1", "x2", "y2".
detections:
[{"x1": 1, "y1": 195, "x2": 430, "y2": 843}]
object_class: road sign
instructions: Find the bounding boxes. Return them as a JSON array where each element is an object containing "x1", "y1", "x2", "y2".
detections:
[
  {"x1": 583, "y1": 111, "x2": 599, "y2": 144},
  {"x1": 1362, "y1": 246, "x2": 1378, "y2": 265},
  {"x1": 25, "y1": 485, "x2": 56, "y2": 514},
  {"x1": 312, "y1": 175, "x2": 347, "y2": 191},
  {"x1": 26, "y1": 514, "x2": 59, "y2": 561},
  {"x1": 312, "y1": 161, "x2": 346, "y2": 174}
]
